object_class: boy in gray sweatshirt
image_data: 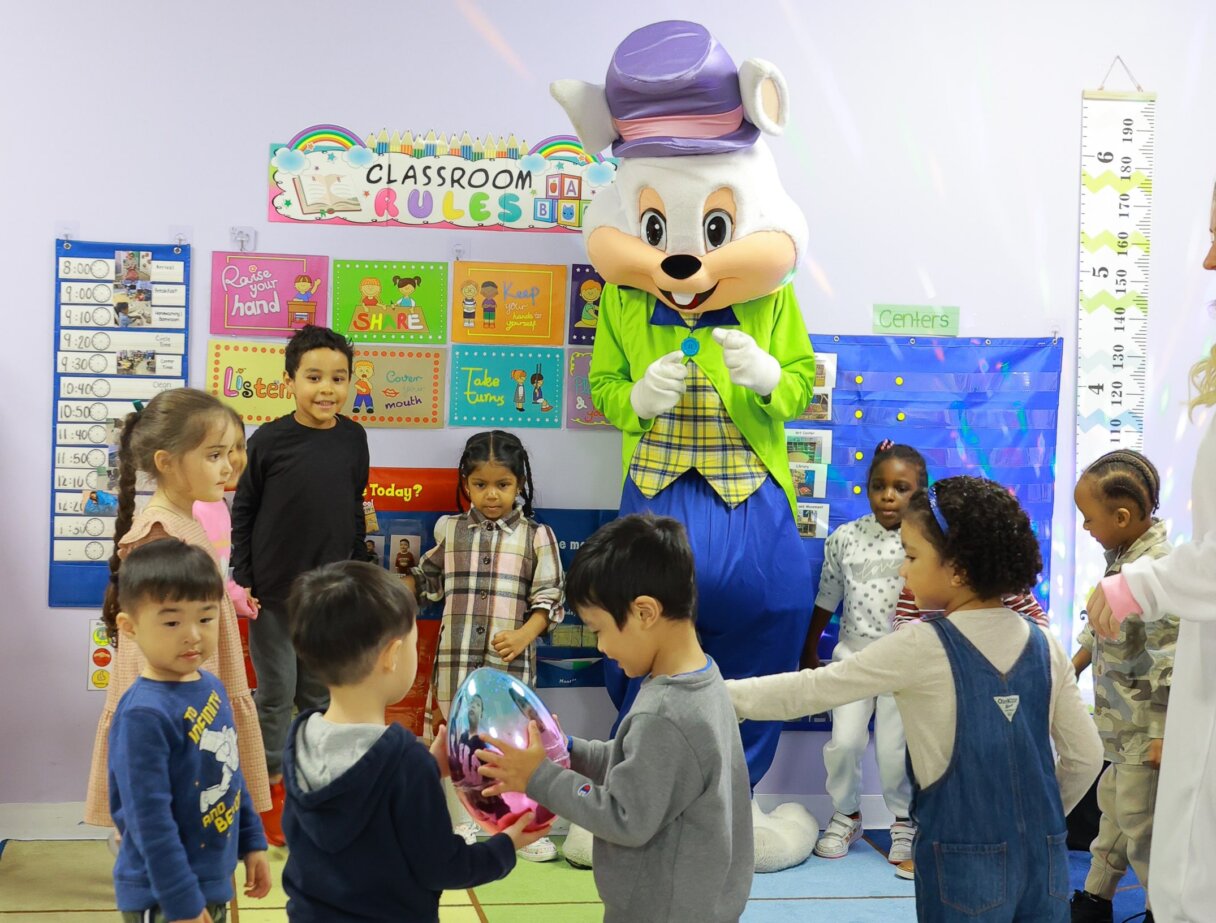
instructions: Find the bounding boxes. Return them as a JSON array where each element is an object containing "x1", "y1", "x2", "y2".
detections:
[{"x1": 477, "y1": 514, "x2": 753, "y2": 922}]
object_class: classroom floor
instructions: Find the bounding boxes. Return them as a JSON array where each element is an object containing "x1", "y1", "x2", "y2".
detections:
[{"x1": 0, "y1": 833, "x2": 1146, "y2": 922}]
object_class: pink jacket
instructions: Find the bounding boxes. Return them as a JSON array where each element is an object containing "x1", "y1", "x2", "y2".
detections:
[{"x1": 193, "y1": 498, "x2": 258, "y2": 617}]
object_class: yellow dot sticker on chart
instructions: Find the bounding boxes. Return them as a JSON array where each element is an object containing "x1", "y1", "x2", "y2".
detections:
[
  {"x1": 854, "y1": 451, "x2": 864, "y2": 460},
  {"x1": 895, "y1": 376, "x2": 904, "y2": 386},
  {"x1": 854, "y1": 375, "x2": 864, "y2": 384},
  {"x1": 897, "y1": 412, "x2": 906, "y2": 421},
  {"x1": 853, "y1": 485, "x2": 862, "y2": 495},
  {"x1": 854, "y1": 410, "x2": 863, "y2": 419},
  {"x1": 92, "y1": 669, "x2": 110, "y2": 689}
]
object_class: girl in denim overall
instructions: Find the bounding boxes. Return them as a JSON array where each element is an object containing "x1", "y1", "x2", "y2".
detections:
[{"x1": 727, "y1": 476, "x2": 1103, "y2": 921}]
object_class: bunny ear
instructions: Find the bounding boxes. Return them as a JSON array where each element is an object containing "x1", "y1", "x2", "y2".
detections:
[
  {"x1": 738, "y1": 59, "x2": 789, "y2": 135},
  {"x1": 549, "y1": 79, "x2": 618, "y2": 156}
]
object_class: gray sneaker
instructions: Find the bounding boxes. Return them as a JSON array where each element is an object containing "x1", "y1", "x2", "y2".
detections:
[
  {"x1": 813, "y1": 811, "x2": 863, "y2": 859},
  {"x1": 888, "y1": 820, "x2": 916, "y2": 864}
]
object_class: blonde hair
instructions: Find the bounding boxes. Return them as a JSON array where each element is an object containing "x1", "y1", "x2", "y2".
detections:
[
  {"x1": 1190, "y1": 345, "x2": 1216, "y2": 418},
  {"x1": 1186, "y1": 181, "x2": 1216, "y2": 418}
]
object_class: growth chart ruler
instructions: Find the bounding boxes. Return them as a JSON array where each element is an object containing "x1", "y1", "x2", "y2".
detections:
[{"x1": 1073, "y1": 67, "x2": 1156, "y2": 627}]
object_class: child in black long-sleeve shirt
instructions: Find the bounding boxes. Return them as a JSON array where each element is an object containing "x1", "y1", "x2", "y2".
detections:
[
  {"x1": 281, "y1": 561, "x2": 547, "y2": 923},
  {"x1": 231, "y1": 324, "x2": 370, "y2": 845}
]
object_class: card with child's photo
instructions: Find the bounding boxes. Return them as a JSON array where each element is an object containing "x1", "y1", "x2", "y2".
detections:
[
  {"x1": 364, "y1": 535, "x2": 386, "y2": 567},
  {"x1": 388, "y1": 533, "x2": 421, "y2": 575}
]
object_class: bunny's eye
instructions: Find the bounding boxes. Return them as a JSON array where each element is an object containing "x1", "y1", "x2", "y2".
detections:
[
  {"x1": 703, "y1": 210, "x2": 733, "y2": 250},
  {"x1": 641, "y1": 209, "x2": 667, "y2": 250}
]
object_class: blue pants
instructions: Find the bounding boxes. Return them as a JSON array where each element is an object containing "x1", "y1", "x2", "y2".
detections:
[
  {"x1": 605, "y1": 471, "x2": 810, "y2": 787},
  {"x1": 353, "y1": 392, "x2": 373, "y2": 413}
]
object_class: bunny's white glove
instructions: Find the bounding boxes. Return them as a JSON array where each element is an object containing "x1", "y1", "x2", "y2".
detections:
[
  {"x1": 712, "y1": 328, "x2": 781, "y2": 397},
  {"x1": 630, "y1": 350, "x2": 688, "y2": 420}
]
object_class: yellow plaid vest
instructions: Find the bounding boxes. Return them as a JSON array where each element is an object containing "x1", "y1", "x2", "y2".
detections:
[{"x1": 629, "y1": 360, "x2": 769, "y2": 507}]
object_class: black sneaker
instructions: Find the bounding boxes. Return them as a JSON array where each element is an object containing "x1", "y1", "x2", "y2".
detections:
[{"x1": 1071, "y1": 890, "x2": 1113, "y2": 923}]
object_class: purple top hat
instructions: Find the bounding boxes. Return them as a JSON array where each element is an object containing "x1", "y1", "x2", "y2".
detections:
[{"x1": 605, "y1": 20, "x2": 759, "y2": 158}]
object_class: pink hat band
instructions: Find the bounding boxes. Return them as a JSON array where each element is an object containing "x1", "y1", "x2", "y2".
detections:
[{"x1": 612, "y1": 105, "x2": 744, "y2": 143}]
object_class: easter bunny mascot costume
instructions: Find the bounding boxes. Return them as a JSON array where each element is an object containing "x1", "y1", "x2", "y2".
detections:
[{"x1": 552, "y1": 20, "x2": 819, "y2": 872}]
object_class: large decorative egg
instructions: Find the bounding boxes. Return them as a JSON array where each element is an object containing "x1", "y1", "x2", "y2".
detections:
[{"x1": 447, "y1": 667, "x2": 570, "y2": 832}]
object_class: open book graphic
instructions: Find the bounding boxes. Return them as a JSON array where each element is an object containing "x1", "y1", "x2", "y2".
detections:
[{"x1": 292, "y1": 174, "x2": 361, "y2": 214}]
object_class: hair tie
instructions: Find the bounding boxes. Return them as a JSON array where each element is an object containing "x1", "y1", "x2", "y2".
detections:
[
  {"x1": 132, "y1": 400, "x2": 145, "y2": 415},
  {"x1": 876, "y1": 438, "x2": 894, "y2": 452},
  {"x1": 927, "y1": 483, "x2": 950, "y2": 535}
]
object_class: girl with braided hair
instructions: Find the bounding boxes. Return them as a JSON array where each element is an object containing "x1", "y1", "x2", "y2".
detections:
[
  {"x1": 405, "y1": 430, "x2": 564, "y2": 860},
  {"x1": 84, "y1": 389, "x2": 271, "y2": 829},
  {"x1": 1071, "y1": 449, "x2": 1177, "y2": 922}
]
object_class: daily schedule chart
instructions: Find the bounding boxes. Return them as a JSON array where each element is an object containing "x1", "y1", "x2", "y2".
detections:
[{"x1": 50, "y1": 239, "x2": 191, "y2": 611}]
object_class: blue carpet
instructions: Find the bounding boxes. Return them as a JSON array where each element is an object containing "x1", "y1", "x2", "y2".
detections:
[
  {"x1": 744, "y1": 897, "x2": 916, "y2": 921},
  {"x1": 743, "y1": 832, "x2": 1146, "y2": 920},
  {"x1": 749, "y1": 837, "x2": 914, "y2": 900}
]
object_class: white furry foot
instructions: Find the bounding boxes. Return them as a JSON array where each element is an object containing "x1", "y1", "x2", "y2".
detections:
[
  {"x1": 752, "y1": 801, "x2": 818, "y2": 873},
  {"x1": 562, "y1": 822, "x2": 594, "y2": 869}
]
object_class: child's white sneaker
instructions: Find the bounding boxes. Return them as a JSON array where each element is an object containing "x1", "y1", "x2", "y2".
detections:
[
  {"x1": 454, "y1": 821, "x2": 481, "y2": 845},
  {"x1": 517, "y1": 836, "x2": 559, "y2": 862},
  {"x1": 888, "y1": 819, "x2": 916, "y2": 864},
  {"x1": 813, "y1": 811, "x2": 863, "y2": 859}
]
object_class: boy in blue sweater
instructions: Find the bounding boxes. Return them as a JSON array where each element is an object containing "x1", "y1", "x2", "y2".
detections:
[
  {"x1": 109, "y1": 539, "x2": 270, "y2": 923},
  {"x1": 281, "y1": 561, "x2": 549, "y2": 923}
]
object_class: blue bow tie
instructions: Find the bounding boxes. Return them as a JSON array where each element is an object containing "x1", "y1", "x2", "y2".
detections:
[{"x1": 648, "y1": 299, "x2": 740, "y2": 329}]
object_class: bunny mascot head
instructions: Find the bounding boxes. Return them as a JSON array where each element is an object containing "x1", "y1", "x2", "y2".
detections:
[{"x1": 552, "y1": 21, "x2": 818, "y2": 873}]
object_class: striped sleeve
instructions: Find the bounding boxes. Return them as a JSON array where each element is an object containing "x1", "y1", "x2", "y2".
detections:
[
  {"x1": 1003, "y1": 592, "x2": 1049, "y2": 627},
  {"x1": 892, "y1": 586, "x2": 922, "y2": 631}
]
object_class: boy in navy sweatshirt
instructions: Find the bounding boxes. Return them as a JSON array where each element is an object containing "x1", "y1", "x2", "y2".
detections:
[
  {"x1": 108, "y1": 539, "x2": 270, "y2": 923},
  {"x1": 281, "y1": 561, "x2": 549, "y2": 923}
]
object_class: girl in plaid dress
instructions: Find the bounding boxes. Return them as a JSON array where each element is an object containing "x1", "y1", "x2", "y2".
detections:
[{"x1": 408, "y1": 430, "x2": 564, "y2": 860}]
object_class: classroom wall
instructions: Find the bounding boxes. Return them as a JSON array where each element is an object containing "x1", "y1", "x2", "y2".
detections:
[{"x1": 3, "y1": 0, "x2": 1214, "y2": 805}]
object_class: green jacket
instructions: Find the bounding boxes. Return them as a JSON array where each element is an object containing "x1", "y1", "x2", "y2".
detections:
[{"x1": 588, "y1": 283, "x2": 815, "y2": 513}]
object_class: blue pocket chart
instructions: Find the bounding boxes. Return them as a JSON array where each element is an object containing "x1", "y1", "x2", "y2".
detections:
[
  {"x1": 785, "y1": 334, "x2": 1063, "y2": 730},
  {"x1": 50, "y1": 239, "x2": 191, "y2": 608}
]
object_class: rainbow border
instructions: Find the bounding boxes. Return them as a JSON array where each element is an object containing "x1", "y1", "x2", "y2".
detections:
[
  {"x1": 529, "y1": 134, "x2": 603, "y2": 164},
  {"x1": 286, "y1": 124, "x2": 365, "y2": 152}
]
